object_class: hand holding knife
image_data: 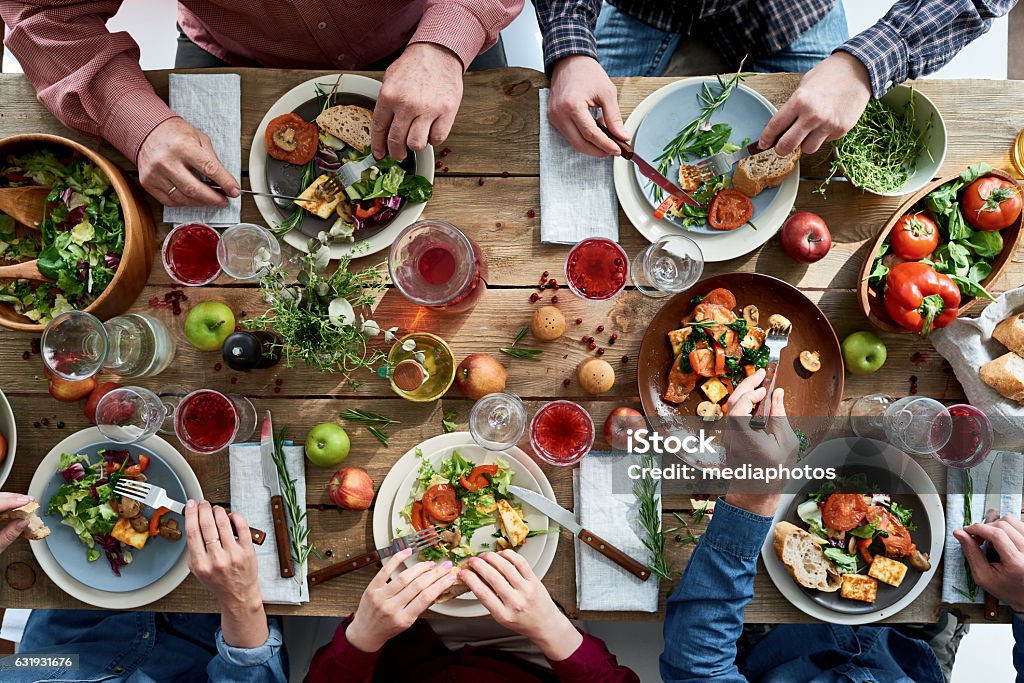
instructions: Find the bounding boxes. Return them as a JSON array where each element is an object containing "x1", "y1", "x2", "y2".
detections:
[
  {"x1": 594, "y1": 121, "x2": 703, "y2": 209},
  {"x1": 261, "y1": 411, "x2": 294, "y2": 578}
]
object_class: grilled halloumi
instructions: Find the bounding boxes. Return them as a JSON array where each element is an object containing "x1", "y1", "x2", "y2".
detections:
[
  {"x1": 840, "y1": 573, "x2": 878, "y2": 603},
  {"x1": 741, "y1": 327, "x2": 766, "y2": 351},
  {"x1": 295, "y1": 175, "x2": 344, "y2": 219},
  {"x1": 668, "y1": 327, "x2": 692, "y2": 357},
  {"x1": 678, "y1": 165, "x2": 704, "y2": 193},
  {"x1": 497, "y1": 499, "x2": 529, "y2": 548},
  {"x1": 701, "y1": 377, "x2": 729, "y2": 404},
  {"x1": 867, "y1": 555, "x2": 908, "y2": 588},
  {"x1": 111, "y1": 517, "x2": 149, "y2": 550}
]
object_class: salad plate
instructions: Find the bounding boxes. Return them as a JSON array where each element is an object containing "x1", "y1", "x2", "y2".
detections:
[
  {"x1": 761, "y1": 437, "x2": 944, "y2": 625},
  {"x1": 613, "y1": 78, "x2": 798, "y2": 262},
  {"x1": 249, "y1": 74, "x2": 435, "y2": 260},
  {"x1": 372, "y1": 433, "x2": 558, "y2": 617},
  {"x1": 27, "y1": 428, "x2": 201, "y2": 608}
]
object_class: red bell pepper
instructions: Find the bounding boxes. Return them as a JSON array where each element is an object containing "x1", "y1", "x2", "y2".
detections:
[
  {"x1": 712, "y1": 340, "x2": 725, "y2": 376},
  {"x1": 884, "y1": 262, "x2": 960, "y2": 337},
  {"x1": 459, "y1": 464, "x2": 499, "y2": 492},
  {"x1": 124, "y1": 454, "x2": 150, "y2": 477},
  {"x1": 149, "y1": 506, "x2": 170, "y2": 537},
  {"x1": 654, "y1": 195, "x2": 681, "y2": 220}
]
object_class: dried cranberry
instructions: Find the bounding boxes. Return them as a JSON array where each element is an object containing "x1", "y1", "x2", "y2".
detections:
[
  {"x1": 441, "y1": 147, "x2": 452, "y2": 157},
  {"x1": 501, "y1": 171, "x2": 510, "y2": 178},
  {"x1": 435, "y1": 161, "x2": 443, "y2": 169},
  {"x1": 588, "y1": 342, "x2": 597, "y2": 350},
  {"x1": 213, "y1": 362, "x2": 222, "y2": 372},
  {"x1": 478, "y1": 178, "x2": 485, "y2": 186},
  {"x1": 610, "y1": 333, "x2": 618, "y2": 341},
  {"x1": 597, "y1": 348, "x2": 605, "y2": 355},
  {"x1": 57, "y1": 421, "x2": 65, "y2": 429},
  {"x1": 275, "y1": 378, "x2": 283, "y2": 386},
  {"x1": 562, "y1": 378, "x2": 571, "y2": 387},
  {"x1": 621, "y1": 356, "x2": 630, "y2": 364},
  {"x1": 548, "y1": 278, "x2": 557, "y2": 287},
  {"x1": 575, "y1": 318, "x2": 583, "y2": 325},
  {"x1": 613, "y1": 257, "x2": 623, "y2": 267},
  {"x1": 33, "y1": 421, "x2": 40, "y2": 429},
  {"x1": 596, "y1": 325, "x2": 605, "y2": 333},
  {"x1": 273, "y1": 387, "x2": 281, "y2": 394},
  {"x1": 21, "y1": 351, "x2": 30, "y2": 360},
  {"x1": 30, "y1": 338, "x2": 40, "y2": 354},
  {"x1": 581, "y1": 336, "x2": 589, "y2": 343},
  {"x1": 541, "y1": 270, "x2": 549, "y2": 279},
  {"x1": 526, "y1": 209, "x2": 536, "y2": 218},
  {"x1": 551, "y1": 295, "x2": 559, "y2": 304},
  {"x1": 230, "y1": 376, "x2": 238, "y2": 384},
  {"x1": 41, "y1": 417, "x2": 50, "y2": 426},
  {"x1": 530, "y1": 292, "x2": 540, "y2": 303},
  {"x1": 443, "y1": 166, "x2": 449, "y2": 173}
]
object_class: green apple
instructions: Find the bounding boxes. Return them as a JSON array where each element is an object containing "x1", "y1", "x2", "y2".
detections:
[
  {"x1": 184, "y1": 301, "x2": 236, "y2": 351},
  {"x1": 305, "y1": 422, "x2": 351, "y2": 467},
  {"x1": 842, "y1": 330, "x2": 887, "y2": 375}
]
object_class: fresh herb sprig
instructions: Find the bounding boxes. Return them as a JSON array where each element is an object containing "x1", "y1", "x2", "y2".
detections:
[
  {"x1": 272, "y1": 428, "x2": 320, "y2": 569},
  {"x1": 635, "y1": 452, "x2": 673, "y2": 580},
  {"x1": 957, "y1": 468, "x2": 979, "y2": 601},
  {"x1": 341, "y1": 408, "x2": 398, "y2": 446},
  {"x1": 500, "y1": 326, "x2": 543, "y2": 361}
]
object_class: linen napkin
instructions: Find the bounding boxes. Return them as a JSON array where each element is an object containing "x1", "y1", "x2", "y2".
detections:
[
  {"x1": 573, "y1": 452, "x2": 659, "y2": 612},
  {"x1": 931, "y1": 287, "x2": 1024, "y2": 440},
  {"x1": 229, "y1": 442, "x2": 309, "y2": 605},
  {"x1": 163, "y1": 73, "x2": 242, "y2": 227},
  {"x1": 538, "y1": 89, "x2": 619, "y2": 244},
  {"x1": 941, "y1": 452, "x2": 1024, "y2": 604}
]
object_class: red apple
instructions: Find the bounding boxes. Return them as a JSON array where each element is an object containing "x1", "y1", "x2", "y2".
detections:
[
  {"x1": 84, "y1": 382, "x2": 123, "y2": 424},
  {"x1": 603, "y1": 406, "x2": 645, "y2": 451},
  {"x1": 455, "y1": 353, "x2": 508, "y2": 400},
  {"x1": 328, "y1": 467, "x2": 375, "y2": 511},
  {"x1": 48, "y1": 375, "x2": 96, "y2": 403},
  {"x1": 780, "y1": 212, "x2": 832, "y2": 263}
]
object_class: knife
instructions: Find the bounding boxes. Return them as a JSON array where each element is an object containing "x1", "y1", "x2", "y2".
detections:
[
  {"x1": 982, "y1": 452, "x2": 1005, "y2": 621},
  {"x1": 508, "y1": 486, "x2": 651, "y2": 581},
  {"x1": 261, "y1": 411, "x2": 294, "y2": 578},
  {"x1": 594, "y1": 121, "x2": 703, "y2": 208}
]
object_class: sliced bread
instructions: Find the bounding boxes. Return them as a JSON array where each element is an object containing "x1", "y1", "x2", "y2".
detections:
[
  {"x1": 773, "y1": 521, "x2": 841, "y2": 592},
  {"x1": 980, "y1": 352, "x2": 1024, "y2": 404},
  {"x1": 993, "y1": 313, "x2": 1024, "y2": 355},
  {"x1": 733, "y1": 147, "x2": 801, "y2": 197},
  {"x1": 316, "y1": 105, "x2": 373, "y2": 153},
  {"x1": 434, "y1": 565, "x2": 472, "y2": 603},
  {"x1": 0, "y1": 501, "x2": 51, "y2": 540}
]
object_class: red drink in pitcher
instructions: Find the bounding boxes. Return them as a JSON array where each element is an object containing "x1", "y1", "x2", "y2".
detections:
[
  {"x1": 162, "y1": 223, "x2": 222, "y2": 286},
  {"x1": 390, "y1": 220, "x2": 487, "y2": 314},
  {"x1": 174, "y1": 389, "x2": 254, "y2": 454},
  {"x1": 529, "y1": 400, "x2": 595, "y2": 466},
  {"x1": 565, "y1": 238, "x2": 628, "y2": 301}
]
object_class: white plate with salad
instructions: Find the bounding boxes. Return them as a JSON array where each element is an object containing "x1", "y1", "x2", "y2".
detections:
[
  {"x1": 373, "y1": 432, "x2": 559, "y2": 617},
  {"x1": 249, "y1": 74, "x2": 435, "y2": 260},
  {"x1": 27, "y1": 428, "x2": 201, "y2": 608},
  {"x1": 761, "y1": 437, "x2": 944, "y2": 625},
  {"x1": 614, "y1": 77, "x2": 798, "y2": 262}
]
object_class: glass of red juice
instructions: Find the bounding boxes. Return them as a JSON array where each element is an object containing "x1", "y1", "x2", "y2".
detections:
[
  {"x1": 389, "y1": 220, "x2": 488, "y2": 314},
  {"x1": 565, "y1": 237, "x2": 628, "y2": 301},
  {"x1": 529, "y1": 400, "x2": 595, "y2": 466},
  {"x1": 174, "y1": 389, "x2": 256, "y2": 454},
  {"x1": 162, "y1": 223, "x2": 222, "y2": 286},
  {"x1": 933, "y1": 404, "x2": 993, "y2": 468}
]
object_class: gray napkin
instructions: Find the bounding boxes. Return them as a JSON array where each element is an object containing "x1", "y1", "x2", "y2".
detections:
[
  {"x1": 229, "y1": 442, "x2": 309, "y2": 605},
  {"x1": 538, "y1": 89, "x2": 619, "y2": 244},
  {"x1": 931, "y1": 287, "x2": 1024, "y2": 440},
  {"x1": 573, "y1": 452, "x2": 659, "y2": 612},
  {"x1": 942, "y1": 452, "x2": 1024, "y2": 604},
  {"x1": 163, "y1": 73, "x2": 242, "y2": 227}
]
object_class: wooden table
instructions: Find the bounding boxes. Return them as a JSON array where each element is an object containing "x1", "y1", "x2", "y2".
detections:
[{"x1": 0, "y1": 68, "x2": 1021, "y2": 623}]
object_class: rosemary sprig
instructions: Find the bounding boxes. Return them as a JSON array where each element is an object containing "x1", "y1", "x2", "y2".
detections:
[
  {"x1": 962, "y1": 468, "x2": 978, "y2": 600},
  {"x1": 272, "y1": 427, "x2": 319, "y2": 569},
  {"x1": 500, "y1": 347, "x2": 543, "y2": 361},
  {"x1": 635, "y1": 452, "x2": 673, "y2": 580},
  {"x1": 512, "y1": 326, "x2": 529, "y2": 345},
  {"x1": 691, "y1": 502, "x2": 710, "y2": 525},
  {"x1": 341, "y1": 408, "x2": 397, "y2": 446}
]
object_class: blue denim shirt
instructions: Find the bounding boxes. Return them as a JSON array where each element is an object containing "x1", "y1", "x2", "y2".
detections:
[
  {"x1": 7, "y1": 609, "x2": 287, "y2": 682},
  {"x1": 660, "y1": 498, "x2": 1023, "y2": 683}
]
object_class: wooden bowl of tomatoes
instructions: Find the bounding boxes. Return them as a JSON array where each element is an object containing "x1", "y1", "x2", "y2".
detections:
[{"x1": 858, "y1": 165, "x2": 1023, "y2": 335}]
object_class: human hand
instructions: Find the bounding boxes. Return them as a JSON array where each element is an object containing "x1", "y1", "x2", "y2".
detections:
[
  {"x1": 547, "y1": 56, "x2": 628, "y2": 157},
  {"x1": 759, "y1": 52, "x2": 872, "y2": 157},
  {"x1": 0, "y1": 493, "x2": 34, "y2": 553},
  {"x1": 137, "y1": 117, "x2": 240, "y2": 207},
  {"x1": 722, "y1": 370, "x2": 799, "y2": 516},
  {"x1": 372, "y1": 43, "x2": 464, "y2": 161},
  {"x1": 954, "y1": 515, "x2": 1024, "y2": 614},
  {"x1": 185, "y1": 500, "x2": 268, "y2": 648},
  {"x1": 346, "y1": 549, "x2": 458, "y2": 653},
  {"x1": 461, "y1": 550, "x2": 582, "y2": 661}
]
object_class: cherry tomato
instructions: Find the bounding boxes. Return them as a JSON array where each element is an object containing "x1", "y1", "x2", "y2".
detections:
[
  {"x1": 708, "y1": 189, "x2": 754, "y2": 231},
  {"x1": 821, "y1": 493, "x2": 868, "y2": 532},
  {"x1": 890, "y1": 213, "x2": 939, "y2": 261},
  {"x1": 459, "y1": 464, "x2": 499, "y2": 492},
  {"x1": 963, "y1": 176, "x2": 1022, "y2": 231},
  {"x1": 422, "y1": 483, "x2": 462, "y2": 522}
]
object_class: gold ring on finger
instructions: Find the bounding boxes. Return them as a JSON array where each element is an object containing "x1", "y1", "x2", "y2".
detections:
[
  {"x1": 167, "y1": 185, "x2": 178, "y2": 196},
  {"x1": 205, "y1": 538, "x2": 220, "y2": 546}
]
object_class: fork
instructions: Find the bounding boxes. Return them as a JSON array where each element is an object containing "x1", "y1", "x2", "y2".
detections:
[
  {"x1": 694, "y1": 142, "x2": 762, "y2": 180},
  {"x1": 307, "y1": 525, "x2": 445, "y2": 587},
  {"x1": 749, "y1": 321, "x2": 791, "y2": 430},
  {"x1": 207, "y1": 173, "x2": 346, "y2": 204},
  {"x1": 114, "y1": 480, "x2": 267, "y2": 545},
  {"x1": 338, "y1": 155, "x2": 378, "y2": 186}
]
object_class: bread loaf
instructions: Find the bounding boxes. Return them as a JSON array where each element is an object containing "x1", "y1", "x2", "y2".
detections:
[
  {"x1": 316, "y1": 105, "x2": 373, "y2": 153},
  {"x1": 773, "y1": 521, "x2": 842, "y2": 592},
  {"x1": 733, "y1": 148, "x2": 800, "y2": 197},
  {"x1": 980, "y1": 352, "x2": 1024, "y2": 403},
  {"x1": 993, "y1": 313, "x2": 1024, "y2": 355},
  {"x1": 0, "y1": 501, "x2": 51, "y2": 540}
]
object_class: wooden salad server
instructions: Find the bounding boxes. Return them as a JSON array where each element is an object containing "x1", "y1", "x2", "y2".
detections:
[{"x1": 0, "y1": 186, "x2": 51, "y2": 229}]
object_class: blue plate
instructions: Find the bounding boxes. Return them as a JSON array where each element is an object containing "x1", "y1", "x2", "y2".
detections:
[
  {"x1": 632, "y1": 80, "x2": 780, "y2": 235},
  {"x1": 41, "y1": 442, "x2": 188, "y2": 593}
]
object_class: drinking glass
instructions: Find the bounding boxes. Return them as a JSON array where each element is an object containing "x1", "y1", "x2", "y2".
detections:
[
  {"x1": 933, "y1": 404, "x2": 993, "y2": 468},
  {"x1": 565, "y1": 237, "x2": 628, "y2": 301},
  {"x1": 470, "y1": 392, "x2": 527, "y2": 451},
  {"x1": 95, "y1": 386, "x2": 179, "y2": 444},
  {"x1": 883, "y1": 396, "x2": 952, "y2": 456},
  {"x1": 174, "y1": 389, "x2": 256, "y2": 454},
  {"x1": 389, "y1": 220, "x2": 487, "y2": 314},
  {"x1": 216, "y1": 223, "x2": 282, "y2": 280},
  {"x1": 162, "y1": 222, "x2": 222, "y2": 286},
  {"x1": 529, "y1": 400, "x2": 595, "y2": 466},
  {"x1": 630, "y1": 234, "x2": 704, "y2": 298},
  {"x1": 41, "y1": 310, "x2": 175, "y2": 380},
  {"x1": 848, "y1": 394, "x2": 894, "y2": 440}
]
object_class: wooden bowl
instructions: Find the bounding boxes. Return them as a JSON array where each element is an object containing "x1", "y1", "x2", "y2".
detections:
[
  {"x1": 637, "y1": 273, "x2": 845, "y2": 420},
  {"x1": 0, "y1": 134, "x2": 155, "y2": 332},
  {"x1": 857, "y1": 167, "x2": 1024, "y2": 335}
]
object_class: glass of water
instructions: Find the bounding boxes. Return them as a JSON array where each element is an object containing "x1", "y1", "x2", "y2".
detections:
[
  {"x1": 216, "y1": 223, "x2": 282, "y2": 280},
  {"x1": 630, "y1": 234, "x2": 704, "y2": 298},
  {"x1": 883, "y1": 396, "x2": 953, "y2": 456},
  {"x1": 469, "y1": 392, "x2": 527, "y2": 452},
  {"x1": 95, "y1": 386, "x2": 180, "y2": 444}
]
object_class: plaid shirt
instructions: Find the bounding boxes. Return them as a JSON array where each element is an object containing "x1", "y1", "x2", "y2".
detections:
[{"x1": 535, "y1": 0, "x2": 1019, "y2": 96}]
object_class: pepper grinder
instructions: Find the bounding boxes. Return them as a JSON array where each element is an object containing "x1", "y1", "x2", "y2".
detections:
[{"x1": 222, "y1": 330, "x2": 281, "y2": 371}]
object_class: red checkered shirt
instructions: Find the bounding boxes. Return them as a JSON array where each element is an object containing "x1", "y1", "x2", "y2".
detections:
[{"x1": 0, "y1": 0, "x2": 521, "y2": 162}]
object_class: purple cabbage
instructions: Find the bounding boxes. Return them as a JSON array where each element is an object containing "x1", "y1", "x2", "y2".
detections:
[
  {"x1": 373, "y1": 207, "x2": 396, "y2": 223},
  {"x1": 101, "y1": 449, "x2": 132, "y2": 466},
  {"x1": 381, "y1": 195, "x2": 402, "y2": 211},
  {"x1": 87, "y1": 476, "x2": 107, "y2": 501},
  {"x1": 76, "y1": 259, "x2": 89, "y2": 281},
  {"x1": 870, "y1": 493, "x2": 891, "y2": 505},
  {"x1": 56, "y1": 205, "x2": 86, "y2": 231},
  {"x1": 59, "y1": 462, "x2": 86, "y2": 483},
  {"x1": 104, "y1": 252, "x2": 121, "y2": 270},
  {"x1": 316, "y1": 148, "x2": 342, "y2": 172},
  {"x1": 59, "y1": 187, "x2": 75, "y2": 205},
  {"x1": 827, "y1": 535, "x2": 846, "y2": 549},
  {"x1": 93, "y1": 534, "x2": 127, "y2": 576},
  {"x1": 352, "y1": 216, "x2": 364, "y2": 233}
]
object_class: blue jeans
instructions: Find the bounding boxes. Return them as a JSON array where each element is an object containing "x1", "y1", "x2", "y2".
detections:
[{"x1": 596, "y1": 1, "x2": 849, "y2": 77}]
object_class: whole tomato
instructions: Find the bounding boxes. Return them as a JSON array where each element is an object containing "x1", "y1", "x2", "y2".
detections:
[
  {"x1": 890, "y1": 213, "x2": 939, "y2": 261},
  {"x1": 962, "y1": 176, "x2": 1022, "y2": 231}
]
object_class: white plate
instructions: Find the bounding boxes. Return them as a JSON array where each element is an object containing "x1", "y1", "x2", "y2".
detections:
[
  {"x1": 614, "y1": 79, "x2": 799, "y2": 262},
  {"x1": 372, "y1": 433, "x2": 558, "y2": 617},
  {"x1": 0, "y1": 387, "x2": 15, "y2": 488},
  {"x1": 27, "y1": 428, "x2": 202, "y2": 609},
  {"x1": 249, "y1": 74, "x2": 435, "y2": 260},
  {"x1": 760, "y1": 438, "x2": 945, "y2": 625}
]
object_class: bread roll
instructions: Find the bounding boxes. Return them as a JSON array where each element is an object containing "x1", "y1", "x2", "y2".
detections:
[
  {"x1": 733, "y1": 148, "x2": 801, "y2": 197},
  {"x1": 0, "y1": 501, "x2": 51, "y2": 540},
  {"x1": 980, "y1": 352, "x2": 1024, "y2": 403},
  {"x1": 993, "y1": 313, "x2": 1024, "y2": 355},
  {"x1": 773, "y1": 521, "x2": 842, "y2": 592}
]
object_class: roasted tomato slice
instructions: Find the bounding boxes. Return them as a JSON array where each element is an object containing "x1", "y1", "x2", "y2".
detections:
[
  {"x1": 708, "y1": 189, "x2": 754, "y2": 231},
  {"x1": 265, "y1": 113, "x2": 319, "y2": 165},
  {"x1": 422, "y1": 483, "x2": 462, "y2": 522},
  {"x1": 877, "y1": 509, "x2": 915, "y2": 558},
  {"x1": 821, "y1": 493, "x2": 868, "y2": 532},
  {"x1": 459, "y1": 464, "x2": 499, "y2": 492},
  {"x1": 701, "y1": 287, "x2": 737, "y2": 310}
]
